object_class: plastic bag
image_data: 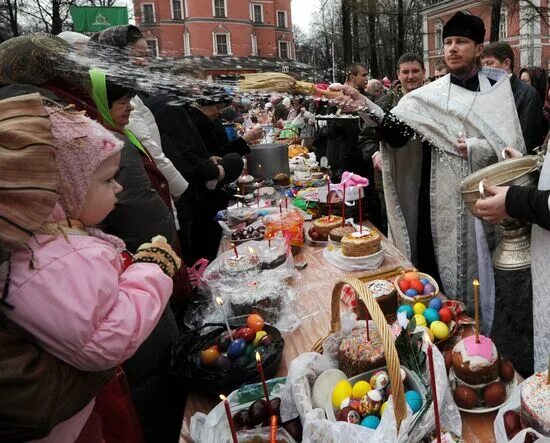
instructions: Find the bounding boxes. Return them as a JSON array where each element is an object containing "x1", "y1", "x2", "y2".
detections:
[{"x1": 494, "y1": 385, "x2": 550, "y2": 443}]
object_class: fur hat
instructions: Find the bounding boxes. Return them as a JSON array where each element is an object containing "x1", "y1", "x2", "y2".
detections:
[
  {"x1": 442, "y1": 12, "x2": 486, "y2": 44},
  {"x1": 47, "y1": 107, "x2": 123, "y2": 218}
]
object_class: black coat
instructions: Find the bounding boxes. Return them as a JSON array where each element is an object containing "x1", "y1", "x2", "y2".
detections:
[{"x1": 510, "y1": 74, "x2": 545, "y2": 153}]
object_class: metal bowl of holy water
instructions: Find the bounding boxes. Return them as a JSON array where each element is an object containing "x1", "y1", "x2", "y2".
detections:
[{"x1": 458, "y1": 155, "x2": 541, "y2": 270}]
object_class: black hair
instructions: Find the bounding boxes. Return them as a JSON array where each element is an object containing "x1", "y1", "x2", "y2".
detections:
[
  {"x1": 345, "y1": 63, "x2": 368, "y2": 81},
  {"x1": 397, "y1": 53, "x2": 425, "y2": 71},
  {"x1": 126, "y1": 26, "x2": 144, "y2": 46},
  {"x1": 482, "y1": 41, "x2": 515, "y2": 71},
  {"x1": 106, "y1": 79, "x2": 136, "y2": 107},
  {"x1": 519, "y1": 67, "x2": 548, "y2": 103}
]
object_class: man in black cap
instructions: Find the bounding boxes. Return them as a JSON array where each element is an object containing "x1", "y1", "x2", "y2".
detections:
[{"x1": 332, "y1": 11, "x2": 526, "y2": 319}]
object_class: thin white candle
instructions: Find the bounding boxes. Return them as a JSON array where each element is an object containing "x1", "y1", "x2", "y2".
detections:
[{"x1": 215, "y1": 297, "x2": 234, "y2": 343}]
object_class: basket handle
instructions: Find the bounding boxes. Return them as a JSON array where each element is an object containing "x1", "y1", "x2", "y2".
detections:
[{"x1": 331, "y1": 278, "x2": 407, "y2": 431}]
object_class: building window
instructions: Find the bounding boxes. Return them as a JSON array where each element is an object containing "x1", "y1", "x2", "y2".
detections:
[
  {"x1": 172, "y1": 0, "x2": 183, "y2": 20},
  {"x1": 146, "y1": 39, "x2": 158, "y2": 58},
  {"x1": 251, "y1": 34, "x2": 258, "y2": 56},
  {"x1": 499, "y1": 7, "x2": 508, "y2": 39},
  {"x1": 278, "y1": 41, "x2": 289, "y2": 59},
  {"x1": 277, "y1": 10, "x2": 288, "y2": 28},
  {"x1": 213, "y1": 33, "x2": 231, "y2": 55},
  {"x1": 141, "y1": 3, "x2": 155, "y2": 24},
  {"x1": 213, "y1": 0, "x2": 226, "y2": 18},
  {"x1": 183, "y1": 32, "x2": 191, "y2": 56},
  {"x1": 434, "y1": 20, "x2": 443, "y2": 50},
  {"x1": 252, "y1": 4, "x2": 263, "y2": 23}
]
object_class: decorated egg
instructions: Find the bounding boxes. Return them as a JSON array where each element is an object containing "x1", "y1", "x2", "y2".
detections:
[
  {"x1": 409, "y1": 279, "x2": 424, "y2": 293},
  {"x1": 371, "y1": 371, "x2": 389, "y2": 390},
  {"x1": 348, "y1": 398, "x2": 361, "y2": 412},
  {"x1": 332, "y1": 380, "x2": 352, "y2": 408},
  {"x1": 403, "y1": 271, "x2": 419, "y2": 281},
  {"x1": 397, "y1": 304, "x2": 414, "y2": 319},
  {"x1": 380, "y1": 401, "x2": 389, "y2": 416},
  {"x1": 430, "y1": 321, "x2": 449, "y2": 340},
  {"x1": 337, "y1": 407, "x2": 361, "y2": 424},
  {"x1": 352, "y1": 380, "x2": 372, "y2": 399},
  {"x1": 420, "y1": 277, "x2": 430, "y2": 285},
  {"x1": 253, "y1": 330, "x2": 268, "y2": 346},
  {"x1": 413, "y1": 302, "x2": 426, "y2": 315},
  {"x1": 360, "y1": 415, "x2": 380, "y2": 429},
  {"x1": 406, "y1": 288, "x2": 418, "y2": 296},
  {"x1": 359, "y1": 389, "x2": 383, "y2": 416},
  {"x1": 453, "y1": 386, "x2": 478, "y2": 409},
  {"x1": 227, "y1": 338, "x2": 247, "y2": 359},
  {"x1": 503, "y1": 410, "x2": 522, "y2": 439},
  {"x1": 234, "y1": 327, "x2": 256, "y2": 343},
  {"x1": 247, "y1": 313, "x2": 265, "y2": 332},
  {"x1": 423, "y1": 283, "x2": 436, "y2": 295},
  {"x1": 423, "y1": 308, "x2": 440, "y2": 325},
  {"x1": 428, "y1": 297, "x2": 443, "y2": 311},
  {"x1": 340, "y1": 397, "x2": 350, "y2": 410},
  {"x1": 217, "y1": 331, "x2": 233, "y2": 352},
  {"x1": 398, "y1": 279, "x2": 411, "y2": 292},
  {"x1": 484, "y1": 382, "x2": 507, "y2": 407},
  {"x1": 212, "y1": 354, "x2": 232, "y2": 371},
  {"x1": 413, "y1": 314, "x2": 427, "y2": 327},
  {"x1": 438, "y1": 307, "x2": 454, "y2": 323},
  {"x1": 244, "y1": 343, "x2": 256, "y2": 361},
  {"x1": 200, "y1": 346, "x2": 220, "y2": 366},
  {"x1": 499, "y1": 359, "x2": 515, "y2": 383},
  {"x1": 405, "y1": 390, "x2": 423, "y2": 413}
]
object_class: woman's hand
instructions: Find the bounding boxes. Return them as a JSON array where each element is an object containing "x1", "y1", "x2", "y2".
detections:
[
  {"x1": 474, "y1": 183, "x2": 510, "y2": 223},
  {"x1": 502, "y1": 147, "x2": 523, "y2": 159}
]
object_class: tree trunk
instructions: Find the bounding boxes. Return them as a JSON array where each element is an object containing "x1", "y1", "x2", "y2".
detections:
[
  {"x1": 352, "y1": 0, "x2": 360, "y2": 62},
  {"x1": 342, "y1": 0, "x2": 353, "y2": 66},
  {"x1": 51, "y1": 0, "x2": 63, "y2": 35},
  {"x1": 367, "y1": 0, "x2": 378, "y2": 78},
  {"x1": 397, "y1": 0, "x2": 404, "y2": 56},
  {"x1": 490, "y1": 0, "x2": 502, "y2": 42},
  {"x1": 6, "y1": 0, "x2": 20, "y2": 37}
]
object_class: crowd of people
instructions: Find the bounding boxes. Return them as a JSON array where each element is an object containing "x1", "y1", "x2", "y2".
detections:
[{"x1": 0, "y1": 10, "x2": 549, "y2": 443}]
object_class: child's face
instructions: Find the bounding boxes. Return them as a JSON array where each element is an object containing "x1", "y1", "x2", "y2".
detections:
[{"x1": 79, "y1": 153, "x2": 122, "y2": 225}]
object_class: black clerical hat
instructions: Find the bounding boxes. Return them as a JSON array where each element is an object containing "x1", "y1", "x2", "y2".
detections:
[{"x1": 442, "y1": 12, "x2": 485, "y2": 44}]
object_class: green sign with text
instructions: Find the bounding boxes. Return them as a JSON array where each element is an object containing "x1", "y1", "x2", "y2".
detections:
[{"x1": 70, "y1": 6, "x2": 128, "y2": 33}]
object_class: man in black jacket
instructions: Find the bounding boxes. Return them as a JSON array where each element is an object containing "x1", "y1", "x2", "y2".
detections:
[{"x1": 482, "y1": 41, "x2": 545, "y2": 153}]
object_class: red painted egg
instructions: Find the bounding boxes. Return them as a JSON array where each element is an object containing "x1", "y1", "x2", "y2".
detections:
[
  {"x1": 409, "y1": 279, "x2": 424, "y2": 293},
  {"x1": 398, "y1": 279, "x2": 411, "y2": 292},
  {"x1": 234, "y1": 327, "x2": 256, "y2": 343},
  {"x1": 484, "y1": 382, "x2": 507, "y2": 407},
  {"x1": 503, "y1": 410, "x2": 521, "y2": 439},
  {"x1": 439, "y1": 307, "x2": 454, "y2": 323}
]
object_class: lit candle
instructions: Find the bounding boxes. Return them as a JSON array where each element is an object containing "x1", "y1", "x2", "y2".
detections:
[
  {"x1": 255, "y1": 352, "x2": 274, "y2": 416},
  {"x1": 358, "y1": 186, "x2": 363, "y2": 234},
  {"x1": 473, "y1": 279, "x2": 480, "y2": 343},
  {"x1": 425, "y1": 333, "x2": 441, "y2": 443},
  {"x1": 270, "y1": 415, "x2": 278, "y2": 443},
  {"x1": 341, "y1": 184, "x2": 346, "y2": 226},
  {"x1": 216, "y1": 297, "x2": 234, "y2": 343},
  {"x1": 219, "y1": 395, "x2": 238, "y2": 443},
  {"x1": 258, "y1": 164, "x2": 263, "y2": 179}
]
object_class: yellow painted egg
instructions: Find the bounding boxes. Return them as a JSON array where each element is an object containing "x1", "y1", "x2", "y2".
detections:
[
  {"x1": 413, "y1": 314, "x2": 427, "y2": 327},
  {"x1": 413, "y1": 302, "x2": 426, "y2": 315},
  {"x1": 380, "y1": 401, "x2": 389, "y2": 416},
  {"x1": 253, "y1": 330, "x2": 268, "y2": 346},
  {"x1": 430, "y1": 321, "x2": 449, "y2": 340},
  {"x1": 351, "y1": 380, "x2": 372, "y2": 399},
  {"x1": 332, "y1": 380, "x2": 352, "y2": 408}
]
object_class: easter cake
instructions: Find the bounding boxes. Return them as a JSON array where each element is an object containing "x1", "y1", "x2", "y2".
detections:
[
  {"x1": 451, "y1": 335, "x2": 499, "y2": 385},
  {"x1": 329, "y1": 224, "x2": 356, "y2": 243},
  {"x1": 340, "y1": 228, "x2": 382, "y2": 257},
  {"x1": 338, "y1": 328, "x2": 385, "y2": 377},
  {"x1": 366, "y1": 279, "x2": 397, "y2": 317},
  {"x1": 313, "y1": 215, "x2": 343, "y2": 236},
  {"x1": 520, "y1": 370, "x2": 550, "y2": 436}
]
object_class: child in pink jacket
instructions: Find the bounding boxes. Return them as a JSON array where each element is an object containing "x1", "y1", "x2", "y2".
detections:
[{"x1": 0, "y1": 106, "x2": 180, "y2": 442}]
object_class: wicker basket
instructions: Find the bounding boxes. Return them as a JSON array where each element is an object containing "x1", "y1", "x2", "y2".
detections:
[
  {"x1": 310, "y1": 278, "x2": 407, "y2": 431},
  {"x1": 394, "y1": 270, "x2": 439, "y2": 307}
]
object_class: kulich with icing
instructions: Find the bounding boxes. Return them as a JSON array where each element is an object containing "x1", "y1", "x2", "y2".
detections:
[
  {"x1": 366, "y1": 279, "x2": 397, "y2": 317},
  {"x1": 340, "y1": 228, "x2": 382, "y2": 257},
  {"x1": 313, "y1": 215, "x2": 343, "y2": 235},
  {"x1": 520, "y1": 370, "x2": 550, "y2": 436},
  {"x1": 338, "y1": 328, "x2": 385, "y2": 377},
  {"x1": 451, "y1": 335, "x2": 499, "y2": 385}
]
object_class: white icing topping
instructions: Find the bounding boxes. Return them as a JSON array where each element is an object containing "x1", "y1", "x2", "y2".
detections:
[
  {"x1": 521, "y1": 370, "x2": 550, "y2": 431},
  {"x1": 351, "y1": 230, "x2": 371, "y2": 238},
  {"x1": 453, "y1": 338, "x2": 498, "y2": 371}
]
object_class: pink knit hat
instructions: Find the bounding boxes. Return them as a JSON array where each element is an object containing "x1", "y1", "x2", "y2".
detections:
[{"x1": 47, "y1": 107, "x2": 123, "y2": 218}]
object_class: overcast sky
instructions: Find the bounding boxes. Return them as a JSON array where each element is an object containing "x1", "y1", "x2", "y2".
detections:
[{"x1": 292, "y1": 0, "x2": 317, "y2": 33}]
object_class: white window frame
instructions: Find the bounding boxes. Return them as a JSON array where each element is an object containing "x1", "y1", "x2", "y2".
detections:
[
  {"x1": 276, "y1": 10, "x2": 288, "y2": 28},
  {"x1": 141, "y1": 3, "x2": 155, "y2": 24},
  {"x1": 434, "y1": 19, "x2": 443, "y2": 51},
  {"x1": 184, "y1": 0, "x2": 189, "y2": 18},
  {"x1": 251, "y1": 34, "x2": 258, "y2": 56},
  {"x1": 146, "y1": 38, "x2": 159, "y2": 58},
  {"x1": 278, "y1": 40, "x2": 289, "y2": 59},
  {"x1": 212, "y1": 0, "x2": 227, "y2": 18},
  {"x1": 171, "y1": 0, "x2": 183, "y2": 20},
  {"x1": 499, "y1": 6, "x2": 508, "y2": 39},
  {"x1": 183, "y1": 32, "x2": 191, "y2": 56},
  {"x1": 213, "y1": 32, "x2": 232, "y2": 56},
  {"x1": 251, "y1": 3, "x2": 263, "y2": 23}
]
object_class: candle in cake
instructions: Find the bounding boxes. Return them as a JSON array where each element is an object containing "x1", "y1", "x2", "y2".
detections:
[
  {"x1": 342, "y1": 185, "x2": 346, "y2": 226},
  {"x1": 358, "y1": 186, "x2": 363, "y2": 234},
  {"x1": 425, "y1": 333, "x2": 442, "y2": 443},
  {"x1": 255, "y1": 352, "x2": 274, "y2": 416},
  {"x1": 220, "y1": 395, "x2": 238, "y2": 443},
  {"x1": 473, "y1": 279, "x2": 480, "y2": 343},
  {"x1": 215, "y1": 297, "x2": 234, "y2": 343},
  {"x1": 270, "y1": 415, "x2": 278, "y2": 443}
]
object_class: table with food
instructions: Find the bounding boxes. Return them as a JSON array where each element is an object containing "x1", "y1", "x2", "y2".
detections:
[{"x1": 174, "y1": 141, "x2": 548, "y2": 443}]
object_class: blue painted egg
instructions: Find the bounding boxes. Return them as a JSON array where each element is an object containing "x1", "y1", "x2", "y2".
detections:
[
  {"x1": 420, "y1": 278, "x2": 430, "y2": 285},
  {"x1": 360, "y1": 415, "x2": 380, "y2": 429},
  {"x1": 405, "y1": 288, "x2": 418, "y2": 297},
  {"x1": 405, "y1": 390, "x2": 423, "y2": 413},
  {"x1": 428, "y1": 297, "x2": 443, "y2": 311},
  {"x1": 397, "y1": 304, "x2": 414, "y2": 319},
  {"x1": 226, "y1": 338, "x2": 246, "y2": 359},
  {"x1": 423, "y1": 308, "x2": 440, "y2": 325}
]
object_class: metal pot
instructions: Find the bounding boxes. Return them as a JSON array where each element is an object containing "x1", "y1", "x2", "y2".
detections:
[{"x1": 246, "y1": 143, "x2": 289, "y2": 180}]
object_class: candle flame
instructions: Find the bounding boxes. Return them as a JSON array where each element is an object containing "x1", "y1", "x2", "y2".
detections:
[
  {"x1": 219, "y1": 394, "x2": 226, "y2": 401},
  {"x1": 216, "y1": 297, "x2": 224, "y2": 306},
  {"x1": 255, "y1": 351, "x2": 261, "y2": 362},
  {"x1": 473, "y1": 279, "x2": 480, "y2": 287}
]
